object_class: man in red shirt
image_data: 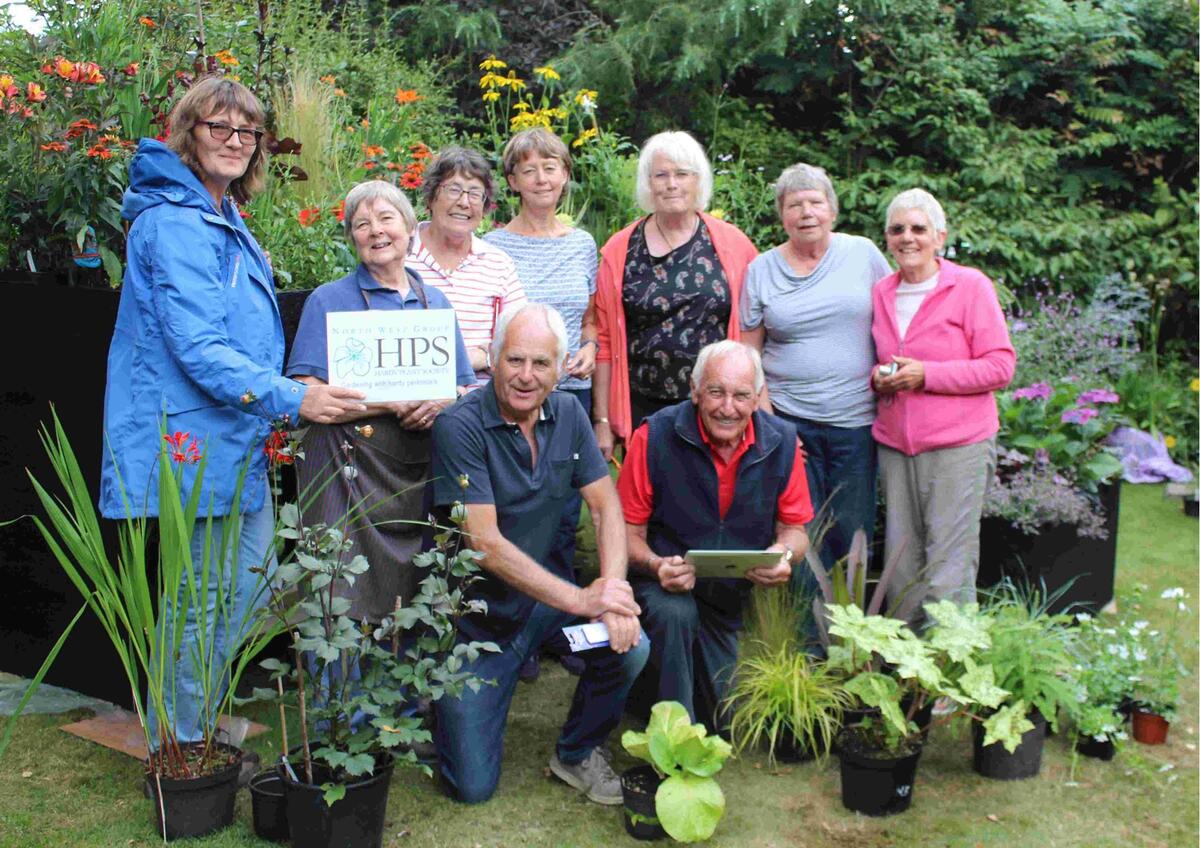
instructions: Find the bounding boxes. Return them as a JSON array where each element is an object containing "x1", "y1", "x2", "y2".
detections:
[{"x1": 618, "y1": 340, "x2": 813, "y2": 730}]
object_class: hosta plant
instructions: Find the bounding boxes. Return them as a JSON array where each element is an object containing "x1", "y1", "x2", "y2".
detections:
[{"x1": 621, "y1": 700, "x2": 733, "y2": 843}]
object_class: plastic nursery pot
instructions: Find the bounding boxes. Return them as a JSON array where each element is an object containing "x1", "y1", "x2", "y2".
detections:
[
  {"x1": 621, "y1": 765, "x2": 666, "y2": 841},
  {"x1": 835, "y1": 728, "x2": 922, "y2": 817},
  {"x1": 1131, "y1": 710, "x2": 1170, "y2": 745},
  {"x1": 1075, "y1": 735, "x2": 1116, "y2": 761},
  {"x1": 772, "y1": 728, "x2": 820, "y2": 763},
  {"x1": 282, "y1": 755, "x2": 396, "y2": 848},
  {"x1": 972, "y1": 711, "x2": 1047, "y2": 780},
  {"x1": 249, "y1": 768, "x2": 289, "y2": 842},
  {"x1": 145, "y1": 744, "x2": 242, "y2": 841}
]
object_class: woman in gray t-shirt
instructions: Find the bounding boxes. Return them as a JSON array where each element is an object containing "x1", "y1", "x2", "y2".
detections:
[{"x1": 740, "y1": 164, "x2": 891, "y2": 597}]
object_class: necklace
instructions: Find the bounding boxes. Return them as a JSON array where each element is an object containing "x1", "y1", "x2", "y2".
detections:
[{"x1": 652, "y1": 213, "x2": 698, "y2": 254}]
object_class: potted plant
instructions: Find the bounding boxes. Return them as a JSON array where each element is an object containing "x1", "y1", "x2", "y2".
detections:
[
  {"x1": 0, "y1": 412, "x2": 281, "y2": 840},
  {"x1": 619, "y1": 700, "x2": 733, "y2": 843},
  {"x1": 823, "y1": 601, "x2": 1017, "y2": 816},
  {"x1": 249, "y1": 495, "x2": 498, "y2": 848},
  {"x1": 1125, "y1": 588, "x2": 1189, "y2": 744},
  {"x1": 1068, "y1": 612, "x2": 1132, "y2": 760},
  {"x1": 968, "y1": 590, "x2": 1079, "y2": 780},
  {"x1": 724, "y1": 638, "x2": 852, "y2": 765}
]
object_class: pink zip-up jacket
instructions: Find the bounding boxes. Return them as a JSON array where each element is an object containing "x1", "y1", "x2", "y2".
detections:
[
  {"x1": 871, "y1": 258, "x2": 1015, "y2": 457},
  {"x1": 595, "y1": 212, "x2": 758, "y2": 440}
]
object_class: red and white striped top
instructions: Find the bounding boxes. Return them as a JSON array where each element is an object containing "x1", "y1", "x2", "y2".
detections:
[{"x1": 407, "y1": 223, "x2": 526, "y2": 383}]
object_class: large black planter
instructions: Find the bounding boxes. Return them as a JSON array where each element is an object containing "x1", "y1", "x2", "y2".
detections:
[
  {"x1": 0, "y1": 280, "x2": 313, "y2": 705},
  {"x1": 146, "y1": 746, "x2": 243, "y2": 841},
  {"x1": 282, "y1": 756, "x2": 395, "y2": 848},
  {"x1": 972, "y1": 711, "x2": 1047, "y2": 780},
  {"x1": 978, "y1": 482, "x2": 1121, "y2": 615}
]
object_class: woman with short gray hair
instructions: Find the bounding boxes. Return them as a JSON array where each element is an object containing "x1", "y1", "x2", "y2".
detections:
[
  {"x1": 740, "y1": 162, "x2": 891, "y2": 598},
  {"x1": 592, "y1": 131, "x2": 758, "y2": 461}
]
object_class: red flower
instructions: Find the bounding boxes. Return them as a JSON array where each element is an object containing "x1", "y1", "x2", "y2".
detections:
[
  {"x1": 400, "y1": 171, "x2": 422, "y2": 189},
  {"x1": 71, "y1": 62, "x2": 105, "y2": 85},
  {"x1": 86, "y1": 141, "x2": 113, "y2": 159},
  {"x1": 40, "y1": 141, "x2": 67, "y2": 152},
  {"x1": 139, "y1": 16, "x2": 157, "y2": 27},
  {"x1": 123, "y1": 62, "x2": 139, "y2": 77},
  {"x1": 25, "y1": 82, "x2": 46, "y2": 102},
  {"x1": 331, "y1": 199, "x2": 345, "y2": 222},
  {"x1": 409, "y1": 142, "x2": 431, "y2": 160},
  {"x1": 298, "y1": 207, "x2": 321, "y2": 226},
  {"x1": 239, "y1": 209, "x2": 251, "y2": 219},
  {"x1": 164, "y1": 431, "x2": 202, "y2": 464},
  {"x1": 362, "y1": 161, "x2": 377, "y2": 170},
  {"x1": 40, "y1": 63, "x2": 53, "y2": 75},
  {"x1": 0, "y1": 75, "x2": 17, "y2": 99},
  {"x1": 66, "y1": 119, "x2": 98, "y2": 139},
  {"x1": 263, "y1": 430, "x2": 294, "y2": 467},
  {"x1": 53, "y1": 57, "x2": 75, "y2": 79}
]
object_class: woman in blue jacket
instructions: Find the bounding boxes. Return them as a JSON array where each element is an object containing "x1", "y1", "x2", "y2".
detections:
[{"x1": 101, "y1": 76, "x2": 365, "y2": 746}]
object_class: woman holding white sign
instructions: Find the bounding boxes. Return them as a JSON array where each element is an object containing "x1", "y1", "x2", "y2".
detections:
[{"x1": 286, "y1": 180, "x2": 473, "y2": 626}]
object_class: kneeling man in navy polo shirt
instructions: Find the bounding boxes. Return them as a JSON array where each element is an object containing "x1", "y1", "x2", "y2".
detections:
[
  {"x1": 618, "y1": 340, "x2": 813, "y2": 731},
  {"x1": 430, "y1": 301, "x2": 649, "y2": 805}
]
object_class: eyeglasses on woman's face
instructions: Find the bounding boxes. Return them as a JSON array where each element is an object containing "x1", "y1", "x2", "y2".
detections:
[
  {"x1": 198, "y1": 120, "x2": 264, "y2": 146},
  {"x1": 886, "y1": 223, "x2": 930, "y2": 236},
  {"x1": 439, "y1": 184, "x2": 486, "y2": 204}
]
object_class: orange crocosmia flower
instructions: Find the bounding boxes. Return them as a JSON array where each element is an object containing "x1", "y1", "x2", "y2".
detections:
[
  {"x1": 123, "y1": 62, "x2": 139, "y2": 77},
  {"x1": 298, "y1": 207, "x2": 321, "y2": 227},
  {"x1": 319, "y1": 75, "x2": 336, "y2": 85},
  {"x1": 213, "y1": 50, "x2": 239, "y2": 67},
  {"x1": 360, "y1": 118, "x2": 369, "y2": 128},
  {"x1": 333, "y1": 88, "x2": 346, "y2": 97},
  {"x1": 139, "y1": 16, "x2": 157, "y2": 27},
  {"x1": 394, "y1": 88, "x2": 421, "y2": 105},
  {"x1": 40, "y1": 141, "x2": 67, "y2": 152},
  {"x1": 362, "y1": 161, "x2": 377, "y2": 170}
]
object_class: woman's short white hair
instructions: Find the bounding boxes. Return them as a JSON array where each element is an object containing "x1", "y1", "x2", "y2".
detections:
[
  {"x1": 342, "y1": 180, "x2": 417, "y2": 240},
  {"x1": 774, "y1": 163, "x2": 839, "y2": 218},
  {"x1": 886, "y1": 188, "x2": 947, "y2": 234},
  {"x1": 635, "y1": 130, "x2": 713, "y2": 213},
  {"x1": 491, "y1": 302, "x2": 570, "y2": 371},
  {"x1": 691, "y1": 340, "x2": 765, "y2": 394}
]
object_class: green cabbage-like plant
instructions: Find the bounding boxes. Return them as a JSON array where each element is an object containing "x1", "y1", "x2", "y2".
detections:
[
  {"x1": 621, "y1": 701, "x2": 732, "y2": 843},
  {"x1": 824, "y1": 601, "x2": 1027, "y2": 754}
]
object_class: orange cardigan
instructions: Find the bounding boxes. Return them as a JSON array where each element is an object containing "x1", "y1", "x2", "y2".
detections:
[{"x1": 595, "y1": 212, "x2": 759, "y2": 440}]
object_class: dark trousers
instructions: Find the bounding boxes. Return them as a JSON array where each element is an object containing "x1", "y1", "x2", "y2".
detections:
[
  {"x1": 435, "y1": 601, "x2": 649, "y2": 803},
  {"x1": 632, "y1": 578, "x2": 741, "y2": 733}
]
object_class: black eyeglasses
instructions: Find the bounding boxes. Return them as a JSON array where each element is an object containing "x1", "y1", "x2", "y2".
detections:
[
  {"x1": 198, "y1": 121, "x2": 264, "y2": 146},
  {"x1": 886, "y1": 223, "x2": 930, "y2": 236}
]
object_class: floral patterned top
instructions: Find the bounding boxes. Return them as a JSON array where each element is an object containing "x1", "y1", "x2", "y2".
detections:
[{"x1": 623, "y1": 219, "x2": 730, "y2": 400}]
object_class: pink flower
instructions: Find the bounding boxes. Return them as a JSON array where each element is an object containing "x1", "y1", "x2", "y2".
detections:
[
  {"x1": 1061, "y1": 406, "x2": 1098, "y2": 426},
  {"x1": 1077, "y1": 388, "x2": 1119, "y2": 405},
  {"x1": 1013, "y1": 382, "x2": 1053, "y2": 401}
]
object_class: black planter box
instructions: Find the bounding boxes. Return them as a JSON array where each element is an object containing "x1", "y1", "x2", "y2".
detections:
[
  {"x1": 978, "y1": 482, "x2": 1120, "y2": 616},
  {"x1": 0, "y1": 279, "x2": 313, "y2": 706}
]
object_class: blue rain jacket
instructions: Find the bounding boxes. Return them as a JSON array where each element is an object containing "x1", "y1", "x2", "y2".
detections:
[{"x1": 100, "y1": 139, "x2": 305, "y2": 518}]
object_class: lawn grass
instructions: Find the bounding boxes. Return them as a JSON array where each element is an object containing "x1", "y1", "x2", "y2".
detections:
[{"x1": 1, "y1": 483, "x2": 1195, "y2": 847}]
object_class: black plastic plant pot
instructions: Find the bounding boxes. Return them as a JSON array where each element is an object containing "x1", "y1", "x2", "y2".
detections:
[
  {"x1": 146, "y1": 746, "x2": 242, "y2": 841},
  {"x1": 1075, "y1": 735, "x2": 1116, "y2": 761},
  {"x1": 621, "y1": 765, "x2": 666, "y2": 841},
  {"x1": 249, "y1": 768, "x2": 289, "y2": 842},
  {"x1": 972, "y1": 711, "x2": 1047, "y2": 780},
  {"x1": 836, "y1": 731, "x2": 922, "y2": 817},
  {"x1": 773, "y1": 729, "x2": 817, "y2": 763},
  {"x1": 282, "y1": 756, "x2": 396, "y2": 848}
]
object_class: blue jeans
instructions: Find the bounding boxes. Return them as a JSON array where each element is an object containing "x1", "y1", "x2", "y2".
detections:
[
  {"x1": 546, "y1": 388, "x2": 591, "y2": 581},
  {"x1": 435, "y1": 601, "x2": 649, "y2": 803},
  {"x1": 148, "y1": 485, "x2": 275, "y2": 746},
  {"x1": 774, "y1": 413, "x2": 877, "y2": 578},
  {"x1": 632, "y1": 579, "x2": 741, "y2": 732}
]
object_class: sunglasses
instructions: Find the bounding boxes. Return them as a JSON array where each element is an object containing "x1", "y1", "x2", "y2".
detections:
[
  {"x1": 886, "y1": 223, "x2": 930, "y2": 236},
  {"x1": 198, "y1": 120, "x2": 264, "y2": 146}
]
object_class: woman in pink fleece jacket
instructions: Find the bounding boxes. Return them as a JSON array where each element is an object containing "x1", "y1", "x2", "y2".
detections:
[{"x1": 870, "y1": 189, "x2": 1015, "y2": 621}]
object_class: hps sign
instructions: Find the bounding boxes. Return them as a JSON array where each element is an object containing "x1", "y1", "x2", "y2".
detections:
[{"x1": 325, "y1": 309, "x2": 457, "y2": 401}]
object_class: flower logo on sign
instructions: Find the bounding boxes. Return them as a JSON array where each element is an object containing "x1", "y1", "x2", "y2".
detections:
[{"x1": 334, "y1": 338, "x2": 372, "y2": 379}]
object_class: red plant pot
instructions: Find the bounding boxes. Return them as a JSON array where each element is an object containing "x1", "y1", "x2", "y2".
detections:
[{"x1": 1131, "y1": 710, "x2": 1170, "y2": 745}]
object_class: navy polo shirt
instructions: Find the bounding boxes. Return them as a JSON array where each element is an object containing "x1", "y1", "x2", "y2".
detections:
[
  {"x1": 286, "y1": 263, "x2": 475, "y2": 386},
  {"x1": 430, "y1": 386, "x2": 609, "y2": 642}
]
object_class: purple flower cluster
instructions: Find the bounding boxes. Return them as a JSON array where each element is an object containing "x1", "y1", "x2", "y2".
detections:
[
  {"x1": 1061, "y1": 406, "x2": 1099, "y2": 425},
  {"x1": 984, "y1": 464, "x2": 1109, "y2": 539},
  {"x1": 1077, "y1": 388, "x2": 1119, "y2": 405},
  {"x1": 1013, "y1": 382, "x2": 1053, "y2": 401}
]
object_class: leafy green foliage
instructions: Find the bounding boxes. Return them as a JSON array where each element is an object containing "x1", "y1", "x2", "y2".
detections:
[{"x1": 621, "y1": 701, "x2": 732, "y2": 842}]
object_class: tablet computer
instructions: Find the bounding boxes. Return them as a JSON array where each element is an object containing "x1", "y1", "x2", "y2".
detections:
[{"x1": 685, "y1": 549, "x2": 782, "y2": 579}]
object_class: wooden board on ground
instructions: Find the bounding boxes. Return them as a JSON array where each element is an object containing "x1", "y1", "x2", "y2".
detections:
[{"x1": 60, "y1": 708, "x2": 267, "y2": 760}]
